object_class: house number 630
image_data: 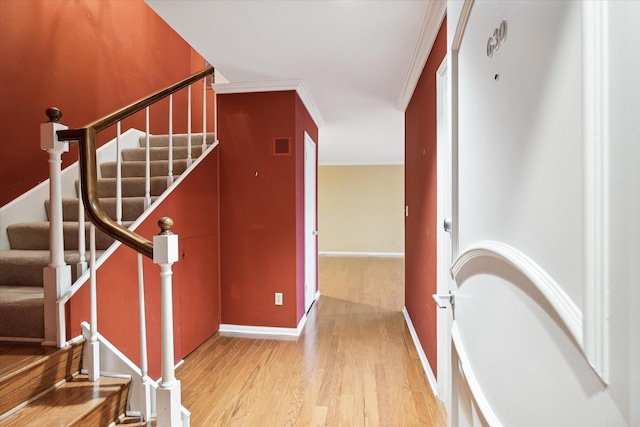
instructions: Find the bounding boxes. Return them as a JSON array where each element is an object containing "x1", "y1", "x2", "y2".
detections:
[{"x1": 487, "y1": 20, "x2": 508, "y2": 58}]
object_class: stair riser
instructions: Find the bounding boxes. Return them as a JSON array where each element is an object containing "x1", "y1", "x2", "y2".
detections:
[
  {"x1": 90, "y1": 178, "x2": 168, "y2": 198},
  {"x1": 100, "y1": 159, "x2": 188, "y2": 178},
  {"x1": 122, "y1": 145, "x2": 206, "y2": 161},
  {"x1": 139, "y1": 132, "x2": 215, "y2": 148},
  {"x1": 0, "y1": 251, "x2": 103, "y2": 287},
  {"x1": 0, "y1": 288, "x2": 43, "y2": 338},
  {"x1": 68, "y1": 380, "x2": 129, "y2": 427},
  {"x1": 7, "y1": 224, "x2": 129, "y2": 251},
  {"x1": 46, "y1": 199, "x2": 149, "y2": 222}
]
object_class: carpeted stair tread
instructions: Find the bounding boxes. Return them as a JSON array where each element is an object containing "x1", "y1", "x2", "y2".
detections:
[
  {"x1": 0, "y1": 250, "x2": 106, "y2": 286},
  {"x1": 89, "y1": 177, "x2": 169, "y2": 198},
  {"x1": 138, "y1": 132, "x2": 215, "y2": 148},
  {"x1": 0, "y1": 286, "x2": 44, "y2": 338},
  {"x1": 122, "y1": 145, "x2": 207, "y2": 161},
  {"x1": 0, "y1": 373, "x2": 130, "y2": 426},
  {"x1": 7, "y1": 222, "x2": 134, "y2": 251},
  {"x1": 100, "y1": 159, "x2": 188, "y2": 178},
  {"x1": 45, "y1": 198, "x2": 153, "y2": 222},
  {"x1": 2, "y1": 131, "x2": 199, "y2": 340}
]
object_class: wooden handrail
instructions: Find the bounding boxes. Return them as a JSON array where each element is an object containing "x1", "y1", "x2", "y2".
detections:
[{"x1": 56, "y1": 66, "x2": 215, "y2": 259}]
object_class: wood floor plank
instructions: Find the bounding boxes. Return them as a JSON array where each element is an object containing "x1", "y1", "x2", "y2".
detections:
[{"x1": 177, "y1": 257, "x2": 446, "y2": 426}]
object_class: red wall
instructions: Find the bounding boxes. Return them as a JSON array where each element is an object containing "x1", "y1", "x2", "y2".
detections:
[
  {"x1": 0, "y1": 0, "x2": 211, "y2": 206},
  {"x1": 404, "y1": 17, "x2": 447, "y2": 377},
  {"x1": 69, "y1": 149, "x2": 220, "y2": 380},
  {"x1": 218, "y1": 91, "x2": 318, "y2": 329}
]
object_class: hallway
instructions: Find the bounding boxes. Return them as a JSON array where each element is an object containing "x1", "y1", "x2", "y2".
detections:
[{"x1": 177, "y1": 256, "x2": 446, "y2": 426}]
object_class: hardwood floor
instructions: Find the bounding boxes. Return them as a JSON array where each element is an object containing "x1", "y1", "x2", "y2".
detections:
[{"x1": 178, "y1": 256, "x2": 446, "y2": 426}]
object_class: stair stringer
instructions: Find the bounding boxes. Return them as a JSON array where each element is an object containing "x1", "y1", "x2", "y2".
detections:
[
  {"x1": 0, "y1": 128, "x2": 145, "y2": 250},
  {"x1": 81, "y1": 322, "x2": 191, "y2": 426}
]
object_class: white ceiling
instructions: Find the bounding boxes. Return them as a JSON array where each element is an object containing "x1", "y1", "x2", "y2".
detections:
[{"x1": 146, "y1": 0, "x2": 445, "y2": 165}]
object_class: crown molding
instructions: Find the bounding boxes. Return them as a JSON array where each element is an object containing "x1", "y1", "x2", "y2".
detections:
[
  {"x1": 396, "y1": 0, "x2": 447, "y2": 112},
  {"x1": 214, "y1": 79, "x2": 325, "y2": 128}
]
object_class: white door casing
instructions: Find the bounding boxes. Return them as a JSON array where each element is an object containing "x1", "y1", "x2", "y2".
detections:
[
  {"x1": 435, "y1": 55, "x2": 453, "y2": 411},
  {"x1": 304, "y1": 132, "x2": 318, "y2": 313}
]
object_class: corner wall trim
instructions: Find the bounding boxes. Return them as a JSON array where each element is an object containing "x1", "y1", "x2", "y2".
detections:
[
  {"x1": 319, "y1": 251, "x2": 404, "y2": 258},
  {"x1": 402, "y1": 308, "x2": 438, "y2": 397},
  {"x1": 213, "y1": 79, "x2": 324, "y2": 128},
  {"x1": 219, "y1": 314, "x2": 307, "y2": 338}
]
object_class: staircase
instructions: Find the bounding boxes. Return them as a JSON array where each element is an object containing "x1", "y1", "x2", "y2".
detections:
[
  {"x1": 0, "y1": 132, "x2": 213, "y2": 341},
  {"x1": 0, "y1": 340, "x2": 131, "y2": 425},
  {"x1": 0, "y1": 132, "x2": 213, "y2": 426}
]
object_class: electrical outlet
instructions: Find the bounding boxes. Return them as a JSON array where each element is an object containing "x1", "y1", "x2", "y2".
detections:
[{"x1": 275, "y1": 292, "x2": 283, "y2": 306}]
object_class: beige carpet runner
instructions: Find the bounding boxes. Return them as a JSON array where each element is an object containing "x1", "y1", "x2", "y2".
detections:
[{"x1": 0, "y1": 133, "x2": 213, "y2": 339}]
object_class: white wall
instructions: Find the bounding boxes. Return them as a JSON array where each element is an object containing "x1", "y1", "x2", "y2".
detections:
[{"x1": 447, "y1": 1, "x2": 639, "y2": 426}]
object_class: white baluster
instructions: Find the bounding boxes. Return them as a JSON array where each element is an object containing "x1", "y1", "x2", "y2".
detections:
[
  {"x1": 116, "y1": 121, "x2": 122, "y2": 225},
  {"x1": 213, "y1": 74, "x2": 218, "y2": 144},
  {"x1": 202, "y1": 77, "x2": 207, "y2": 153},
  {"x1": 168, "y1": 94, "x2": 174, "y2": 186},
  {"x1": 144, "y1": 107, "x2": 151, "y2": 209},
  {"x1": 187, "y1": 85, "x2": 192, "y2": 167},
  {"x1": 41, "y1": 108, "x2": 72, "y2": 347},
  {"x1": 137, "y1": 253, "x2": 151, "y2": 421},
  {"x1": 76, "y1": 175, "x2": 87, "y2": 278},
  {"x1": 87, "y1": 223, "x2": 100, "y2": 381},
  {"x1": 153, "y1": 217, "x2": 182, "y2": 426}
]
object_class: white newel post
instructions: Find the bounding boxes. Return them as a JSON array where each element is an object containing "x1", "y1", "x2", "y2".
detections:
[
  {"x1": 41, "y1": 108, "x2": 72, "y2": 347},
  {"x1": 153, "y1": 217, "x2": 183, "y2": 426}
]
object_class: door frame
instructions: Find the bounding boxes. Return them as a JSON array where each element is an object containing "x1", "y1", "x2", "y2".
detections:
[
  {"x1": 304, "y1": 132, "x2": 318, "y2": 313},
  {"x1": 449, "y1": 3, "x2": 474, "y2": 425},
  {"x1": 435, "y1": 55, "x2": 452, "y2": 409}
]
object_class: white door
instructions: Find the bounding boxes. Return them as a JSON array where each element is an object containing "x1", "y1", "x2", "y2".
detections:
[
  {"x1": 304, "y1": 132, "x2": 318, "y2": 313},
  {"x1": 434, "y1": 56, "x2": 453, "y2": 411},
  {"x1": 445, "y1": 1, "x2": 630, "y2": 426}
]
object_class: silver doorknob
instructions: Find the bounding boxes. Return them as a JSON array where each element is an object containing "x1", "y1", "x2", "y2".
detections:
[
  {"x1": 432, "y1": 291, "x2": 455, "y2": 309},
  {"x1": 312, "y1": 230, "x2": 318, "y2": 236},
  {"x1": 443, "y1": 218, "x2": 452, "y2": 233}
]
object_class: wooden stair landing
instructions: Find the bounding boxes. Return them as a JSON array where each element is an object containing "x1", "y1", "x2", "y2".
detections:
[
  {"x1": 0, "y1": 374, "x2": 130, "y2": 427},
  {"x1": 0, "y1": 341, "x2": 131, "y2": 426}
]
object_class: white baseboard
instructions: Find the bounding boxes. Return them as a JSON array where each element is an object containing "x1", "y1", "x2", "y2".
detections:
[
  {"x1": 402, "y1": 307, "x2": 438, "y2": 397},
  {"x1": 219, "y1": 314, "x2": 308, "y2": 338},
  {"x1": 319, "y1": 251, "x2": 404, "y2": 258}
]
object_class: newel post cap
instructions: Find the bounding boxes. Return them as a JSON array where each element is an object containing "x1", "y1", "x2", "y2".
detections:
[
  {"x1": 41, "y1": 107, "x2": 69, "y2": 151},
  {"x1": 153, "y1": 217, "x2": 179, "y2": 265},
  {"x1": 46, "y1": 107, "x2": 63, "y2": 123}
]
